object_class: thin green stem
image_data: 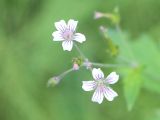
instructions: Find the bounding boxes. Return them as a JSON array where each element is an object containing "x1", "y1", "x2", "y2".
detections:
[
  {"x1": 90, "y1": 62, "x2": 125, "y2": 68},
  {"x1": 47, "y1": 68, "x2": 77, "y2": 87},
  {"x1": 82, "y1": 60, "x2": 128, "y2": 68},
  {"x1": 117, "y1": 55, "x2": 132, "y2": 64},
  {"x1": 58, "y1": 68, "x2": 74, "y2": 79},
  {"x1": 74, "y1": 43, "x2": 86, "y2": 60}
]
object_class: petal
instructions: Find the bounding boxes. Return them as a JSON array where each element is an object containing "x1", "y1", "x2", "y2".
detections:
[
  {"x1": 91, "y1": 86, "x2": 104, "y2": 104},
  {"x1": 55, "y1": 20, "x2": 67, "y2": 32},
  {"x1": 67, "y1": 19, "x2": 78, "y2": 32},
  {"x1": 62, "y1": 41, "x2": 73, "y2": 51},
  {"x1": 92, "y1": 68, "x2": 104, "y2": 80},
  {"x1": 73, "y1": 33, "x2": 86, "y2": 43},
  {"x1": 106, "y1": 72, "x2": 119, "y2": 84},
  {"x1": 103, "y1": 86, "x2": 118, "y2": 101},
  {"x1": 82, "y1": 81, "x2": 97, "y2": 91},
  {"x1": 52, "y1": 31, "x2": 64, "y2": 41}
]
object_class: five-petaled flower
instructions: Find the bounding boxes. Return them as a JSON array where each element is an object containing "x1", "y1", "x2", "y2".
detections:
[
  {"x1": 52, "y1": 19, "x2": 86, "y2": 51},
  {"x1": 82, "y1": 68, "x2": 119, "y2": 104}
]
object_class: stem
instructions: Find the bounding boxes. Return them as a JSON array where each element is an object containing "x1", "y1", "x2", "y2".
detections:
[
  {"x1": 117, "y1": 55, "x2": 132, "y2": 64},
  {"x1": 58, "y1": 68, "x2": 74, "y2": 79},
  {"x1": 74, "y1": 43, "x2": 86, "y2": 60},
  {"x1": 47, "y1": 68, "x2": 77, "y2": 87},
  {"x1": 82, "y1": 60, "x2": 127, "y2": 68},
  {"x1": 90, "y1": 62, "x2": 125, "y2": 68}
]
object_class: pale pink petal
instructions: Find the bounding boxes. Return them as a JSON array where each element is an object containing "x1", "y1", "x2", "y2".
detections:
[
  {"x1": 106, "y1": 72, "x2": 119, "y2": 84},
  {"x1": 82, "y1": 81, "x2": 97, "y2": 91},
  {"x1": 62, "y1": 41, "x2": 73, "y2": 51},
  {"x1": 92, "y1": 68, "x2": 104, "y2": 80},
  {"x1": 52, "y1": 31, "x2": 64, "y2": 41},
  {"x1": 91, "y1": 86, "x2": 104, "y2": 104},
  {"x1": 55, "y1": 20, "x2": 67, "y2": 32},
  {"x1": 67, "y1": 19, "x2": 78, "y2": 32},
  {"x1": 103, "y1": 86, "x2": 118, "y2": 101},
  {"x1": 73, "y1": 33, "x2": 86, "y2": 43}
]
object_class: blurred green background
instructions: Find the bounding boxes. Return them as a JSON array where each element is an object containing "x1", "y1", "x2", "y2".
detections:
[{"x1": 0, "y1": 0, "x2": 160, "y2": 120}]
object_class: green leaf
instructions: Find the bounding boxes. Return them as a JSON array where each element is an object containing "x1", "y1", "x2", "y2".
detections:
[
  {"x1": 107, "y1": 29, "x2": 160, "y2": 110},
  {"x1": 143, "y1": 77, "x2": 160, "y2": 94},
  {"x1": 123, "y1": 66, "x2": 144, "y2": 111},
  {"x1": 131, "y1": 35, "x2": 160, "y2": 94}
]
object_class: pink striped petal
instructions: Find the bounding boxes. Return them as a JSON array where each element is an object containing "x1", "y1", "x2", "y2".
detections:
[
  {"x1": 103, "y1": 86, "x2": 118, "y2": 101},
  {"x1": 55, "y1": 20, "x2": 67, "y2": 32},
  {"x1": 67, "y1": 19, "x2": 78, "y2": 32},
  {"x1": 73, "y1": 33, "x2": 86, "y2": 43},
  {"x1": 106, "y1": 72, "x2": 119, "y2": 84},
  {"x1": 62, "y1": 41, "x2": 73, "y2": 51},
  {"x1": 52, "y1": 31, "x2": 64, "y2": 41},
  {"x1": 91, "y1": 86, "x2": 104, "y2": 104},
  {"x1": 92, "y1": 68, "x2": 104, "y2": 80},
  {"x1": 82, "y1": 81, "x2": 97, "y2": 91}
]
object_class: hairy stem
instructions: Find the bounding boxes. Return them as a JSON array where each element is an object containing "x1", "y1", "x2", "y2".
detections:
[
  {"x1": 91, "y1": 62, "x2": 122, "y2": 68},
  {"x1": 58, "y1": 68, "x2": 74, "y2": 79},
  {"x1": 74, "y1": 43, "x2": 87, "y2": 60}
]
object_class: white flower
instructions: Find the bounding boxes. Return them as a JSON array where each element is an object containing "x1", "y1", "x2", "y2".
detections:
[
  {"x1": 82, "y1": 68, "x2": 119, "y2": 104},
  {"x1": 52, "y1": 19, "x2": 86, "y2": 51}
]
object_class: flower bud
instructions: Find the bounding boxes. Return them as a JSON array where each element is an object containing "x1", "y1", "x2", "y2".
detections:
[
  {"x1": 99, "y1": 26, "x2": 108, "y2": 33},
  {"x1": 47, "y1": 76, "x2": 60, "y2": 87},
  {"x1": 73, "y1": 63, "x2": 79, "y2": 70},
  {"x1": 83, "y1": 60, "x2": 92, "y2": 70},
  {"x1": 94, "y1": 11, "x2": 105, "y2": 19}
]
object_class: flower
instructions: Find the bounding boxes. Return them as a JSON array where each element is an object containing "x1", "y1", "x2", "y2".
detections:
[
  {"x1": 82, "y1": 68, "x2": 119, "y2": 104},
  {"x1": 52, "y1": 19, "x2": 86, "y2": 51}
]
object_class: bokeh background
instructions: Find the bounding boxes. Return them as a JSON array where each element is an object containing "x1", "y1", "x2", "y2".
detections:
[{"x1": 0, "y1": 0, "x2": 160, "y2": 120}]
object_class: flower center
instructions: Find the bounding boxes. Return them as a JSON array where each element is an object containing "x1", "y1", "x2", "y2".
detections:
[
  {"x1": 62, "y1": 29, "x2": 73, "y2": 40},
  {"x1": 96, "y1": 79, "x2": 104, "y2": 85},
  {"x1": 96, "y1": 79, "x2": 109, "y2": 86}
]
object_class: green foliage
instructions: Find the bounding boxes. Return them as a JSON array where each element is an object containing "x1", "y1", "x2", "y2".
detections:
[
  {"x1": 107, "y1": 29, "x2": 160, "y2": 110},
  {"x1": 0, "y1": 0, "x2": 160, "y2": 120},
  {"x1": 123, "y1": 66, "x2": 143, "y2": 111},
  {"x1": 106, "y1": 38, "x2": 119, "y2": 56},
  {"x1": 132, "y1": 35, "x2": 160, "y2": 94}
]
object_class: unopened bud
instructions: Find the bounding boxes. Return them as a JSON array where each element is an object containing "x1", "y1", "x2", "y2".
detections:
[
  {"x1": 94, "y1": 11, "x2": 105, "y2": 19},
  {"x1": 73, "y1": 63, "x2": 79, "y2": 70},
  {"x1": 99, "y1": 26, "x2": 108, "y2": 33},
  {"x1": 47, "y1": 76, "x2": 60, "y2": 87},
  {"x1": 83, "y1": 59, "x2": 92, "y2": 69}
]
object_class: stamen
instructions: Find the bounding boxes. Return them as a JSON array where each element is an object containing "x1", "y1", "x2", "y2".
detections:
[{"x1": 62, "y1": 29, "x2": 73, "y2": 40}]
